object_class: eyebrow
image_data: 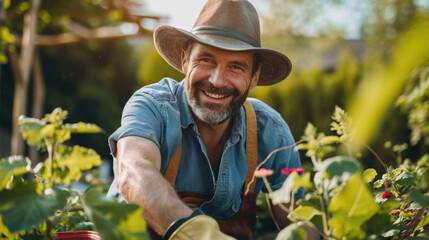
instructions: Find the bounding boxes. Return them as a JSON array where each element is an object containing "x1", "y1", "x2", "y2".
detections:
[{"x1": 197, "y1": 51, "x2": 250, "y2": 70}]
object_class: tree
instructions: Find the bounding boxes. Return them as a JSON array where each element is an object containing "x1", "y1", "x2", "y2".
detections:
[{"x1": 1, "y1": 0, "x2": 161, "y2": 159}]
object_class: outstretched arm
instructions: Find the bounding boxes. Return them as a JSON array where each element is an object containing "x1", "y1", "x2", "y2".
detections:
[{"x1": 115, "y1": 136, "x2": 192, "y2": 235}]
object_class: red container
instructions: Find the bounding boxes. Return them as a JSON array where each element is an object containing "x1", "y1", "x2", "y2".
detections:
[{"x1": 55, "y1": 231, "x2": 100, "y2": 240}]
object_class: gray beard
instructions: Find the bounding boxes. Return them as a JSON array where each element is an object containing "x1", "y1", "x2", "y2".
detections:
[{"x1": 187, "y1": 81, "x2": 250, "y2": 125}]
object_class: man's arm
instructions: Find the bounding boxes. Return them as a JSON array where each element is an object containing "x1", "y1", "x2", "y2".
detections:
[{"x1": 115, "y1": 136, "x2": 192, "y2": 235}]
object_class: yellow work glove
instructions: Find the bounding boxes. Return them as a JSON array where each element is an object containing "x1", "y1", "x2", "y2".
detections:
[
  {"x1": 164, "y1": 208, "x2": 236, "y2": 240},
  {"x1": 167, "y1": 215, "x2": 236, "y2": 240}
]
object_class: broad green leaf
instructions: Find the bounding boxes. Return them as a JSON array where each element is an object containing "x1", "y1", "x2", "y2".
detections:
[
  {"x1": 328, "y1": 173, "x2": 379, "y2": 239},
  {"x1": 395, "y1": 172, "x2": 415, "y2": 193},
  {"x1": 414, "y1": 215, "x2": 429, "y2": 233},
  {"x1": 64, "y1": 122, "x2": 103, "y2": 134},
  {"x1": 288, "y1": 206, "x2": 321, "y2": 221},
  {"x1": 276, "y1": 222, "x2": 306, "y2": 240},
  {"x1": 363, "y1": 168, "x2": 378, "y2": 183},
  {"x1": 54, "y1": 145, "x2": 102, "y2": 186},
  {"x1": 55, "y1": 129, "x2": 72, "y2": 144},
  {"x1": 81, "y1": 188, "x2": 149, "y2": 240},
  {"x1": 350, "y1": 18, "x2": 429, "y2": 149},
  {"x1": 373, "y1": 179, "x2": 383, "y2": 189},
  {"x1": 381, "y1": 228, "x2": 401, "y2": 237},
  {"x1": 0, "y1": 181, "x2": 68, "y2": 233},
  {"x1": 18, "y1": 116, "x2": 47, "y2": 145},
  {"x1": 0, "y1": 156, "x2": 31, "y2": 191},
  {"x1": 316, "y1": 156, "x2": 360, "y2": 179},
  {"x1": 408, "y1": 191, "x2": 428, "y2": 207},
  {"x1": 3, "y1": 0, "x2": 11, "y2": 9},
  {"x1": 296, "y1": 194, "x2": 322, "y2": 211},
  {"x1": 269, "y1": 172, "x2": 312, "y2": 205},
  {"x1": 42, "y1": 108, "x2": 68, "y2": 125}
]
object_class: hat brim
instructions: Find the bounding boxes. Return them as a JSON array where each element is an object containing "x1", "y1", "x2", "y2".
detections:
[{"x1": 154, "y1": 25, "x2": 292, "y2": 86}]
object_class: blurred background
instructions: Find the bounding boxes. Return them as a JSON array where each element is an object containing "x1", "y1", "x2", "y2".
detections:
[
  {"x1": 1, "y1": 1, "x2": 429, "y2": 233},
  {"x1": 2, "y1": 0, "x2": 429, "y2": 179}
]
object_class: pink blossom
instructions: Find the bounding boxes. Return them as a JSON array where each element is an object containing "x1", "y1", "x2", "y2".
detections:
[
  {"x1": 382, "y1": 191, "x2": 392, "y2": 199},
  {"x1": 91, "y1": 178, "x2": 100, "y2": 185},
  {"x1": 281, "y1": 168, "x2": 304, "y2": 175},
  {"x1": 254, "y1": 168, "x2": 274, "y2": 178},
  {"x1": 384, "y1": 182, "x2": 391, "y2": 187},
  {"x1": 390, "y1": 209, "x2": 401, "y2": 216}
]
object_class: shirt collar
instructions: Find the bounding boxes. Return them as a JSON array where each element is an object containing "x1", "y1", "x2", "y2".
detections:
[{"x1": 176, "y1": 80, "x2": 246, "y2": 140}]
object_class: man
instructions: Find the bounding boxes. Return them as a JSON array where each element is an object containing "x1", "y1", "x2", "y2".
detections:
[{"x1": 108, "y1": 0, "x2": 304, "y2": 239}]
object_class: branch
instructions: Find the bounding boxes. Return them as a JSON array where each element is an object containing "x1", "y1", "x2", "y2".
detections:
[{"x1": 12, "y1": 25, "x2": 153, "y2": 47}]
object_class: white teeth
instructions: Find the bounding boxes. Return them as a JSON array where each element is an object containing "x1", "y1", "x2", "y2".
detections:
[{"x1": 204, "y1": 90, "x2": 227, "y2": 99}]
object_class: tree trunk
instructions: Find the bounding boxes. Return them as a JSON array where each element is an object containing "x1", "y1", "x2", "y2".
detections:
[
  {"x1": 29, "y1": 51, "x2": 45, "y2": 164},
  {"x1": 10, "y1": 0, "x2": 40, "y2": 155}
]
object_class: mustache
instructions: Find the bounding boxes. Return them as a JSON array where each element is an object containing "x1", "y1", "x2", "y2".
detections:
[{"x1": 194, "y1": 81, "x2": 238, "y2": 96}]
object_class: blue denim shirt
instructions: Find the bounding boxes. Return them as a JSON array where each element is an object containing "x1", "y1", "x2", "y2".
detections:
[{"x1": 108, "y1": 78, "x2": 302, "y2": 219}]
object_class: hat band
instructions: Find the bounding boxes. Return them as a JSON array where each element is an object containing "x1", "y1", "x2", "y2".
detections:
[{"x1": 192, "y1": 25, "x2": 261, "y2": 48}]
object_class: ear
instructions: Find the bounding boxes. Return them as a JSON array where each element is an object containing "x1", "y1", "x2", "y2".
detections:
[
  {"x1": 249, "y1": 64, "x2": 262, "y2": 89},
  {"x1": 181, "y1": 49, "x2": 187, "y2": 73}
]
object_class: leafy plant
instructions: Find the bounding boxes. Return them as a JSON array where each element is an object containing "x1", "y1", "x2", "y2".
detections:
[
  {"x1": 0, "y1": 108, "x2": 149, "y2": 239},
  {"x1": 253, "y1": 102, "x2": 428, "y2": 239}
]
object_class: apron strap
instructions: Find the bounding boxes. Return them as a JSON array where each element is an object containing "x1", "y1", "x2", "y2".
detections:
[
  {"x1": 243, "y1": 100, "x2": 258, "y2": 194},
  {"x1": 164, "y1": 100, "x2": 258, "y2": 193},
  {"x1": 164, "y1": 142, "x2": 182, "y2": 185}
]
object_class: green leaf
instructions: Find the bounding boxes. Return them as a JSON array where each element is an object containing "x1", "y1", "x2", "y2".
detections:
[
  {"x1": 64, "y1": 122, "x2": 103, "y2": 134},
  {"x1": 0, "y1": 156, "x2": 31, "y2": 191},
  {"x1": 363, "y1": 168, "x2": 378, "y2": 183},
  {"x1": 289, "y1": 206, "x2": 321, "y2": 221},
  {"x1": 317, "y1": 156, "x2": 360, "y2": 179},
  {"x1": 53, "y1": 145, "x2": 102, "y2": 185},
  {"x1": 81, "y1": 188, "x2": 149, "y2": 240},
  {"x1": 408, "y1": 191, "x2": 428, "y2": 207},
  {"x1": 297, "y1": 194, "x2": 322, "y2": 211},
  {"x1": 0, "y1": 181, "x2": 68, "y2": 233},
  {"x1": 328, "y1": 173, "x2": 379, "y2": 239},
  {"x1": 414, "y1": 215, "x2": 429, "y2": 233},
  {"x1": 373, "y1": 179, "x2": 383, "y2": 189},
  {"x1": 276, "y1": 222, "x2": 306, "y2": 240},
  {"x1": 18, "y1": 116, "x2": 47, "y2": 146},
  {"x1": 381, "y1": 228, "x2": 401, "y2": 237},
  {"x1": 269, "y1": 172, "x2": 312, "y2": 205},
  {"x1": 395, "y1": 172, "x2": 415, "y2": 193}
]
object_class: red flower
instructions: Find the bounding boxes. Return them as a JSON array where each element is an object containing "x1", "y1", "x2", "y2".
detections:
[
  {"x1": 254, "y1": 168, "x2": 274, "y2": 178},
  {"x1": 384, "y1": 182, "x2": 391, "y2": 187},
  {"x1": 382, "y1": 191, "x2": 392, "y2": 199},
  {"x1": 281, "y1": 168, "x2": 304, "y2": 175}
]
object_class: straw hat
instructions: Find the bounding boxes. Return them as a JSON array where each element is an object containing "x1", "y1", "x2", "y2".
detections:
[{"x1": 153, "y1": 0, "x2": 292, "y2": 86}]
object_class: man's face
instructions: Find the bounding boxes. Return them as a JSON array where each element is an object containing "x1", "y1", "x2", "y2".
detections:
[{"x1": 181, "y1": 43, "x2": 260, "y2": 125}]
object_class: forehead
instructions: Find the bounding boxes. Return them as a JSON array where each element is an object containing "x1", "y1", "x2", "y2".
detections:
[{"x1": 189, "y1": 43, "x2": 254, "y2": 62}]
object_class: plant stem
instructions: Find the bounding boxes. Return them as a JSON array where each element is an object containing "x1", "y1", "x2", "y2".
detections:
[
  {"x1": 311, "y1": 155, "x2": 318, "y2": 167},
  {"x1": 319, "y1": 183, "x2": 330, "y2": 237},
  {"x1": 45, "y1": 138, "x2": 53, "y2": 189},
  {"x1": 262, "y1": 177, "x2": 328, "y2": 239}
]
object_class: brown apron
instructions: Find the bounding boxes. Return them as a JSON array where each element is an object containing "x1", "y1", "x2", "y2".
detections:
[{"x1": 149, "y1": 100, "x2": 258, "y2": 240}]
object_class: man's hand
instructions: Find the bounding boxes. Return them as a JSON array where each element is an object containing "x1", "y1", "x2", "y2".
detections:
[{"x1": 115, "y1": 136, "x2": 192, "y2": 235}]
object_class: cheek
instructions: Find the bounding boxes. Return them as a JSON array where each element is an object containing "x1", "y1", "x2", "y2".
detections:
[{"x1": 232, "y1": 74, "x2": 252, "y2": 94}]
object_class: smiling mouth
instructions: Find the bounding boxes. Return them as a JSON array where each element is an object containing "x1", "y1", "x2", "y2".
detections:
[{"x1": 202, "y1": 90, "x2": 229, "y2": 99}]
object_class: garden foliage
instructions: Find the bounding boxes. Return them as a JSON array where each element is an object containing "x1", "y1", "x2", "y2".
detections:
[
  {"x1": 0, "y1": 108, "x2": 149, "y2": 239},
  {"x1": 254, "y1": 65, "x2": 429, "y2": 239}
]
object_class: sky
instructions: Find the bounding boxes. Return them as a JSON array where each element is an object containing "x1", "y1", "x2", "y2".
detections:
[
  {"x1": 143, "y1": 0, "x2": 265, "y2": 30},
  {"x1": 142, "y1": 0, "x2": 367, "y2": 39}
]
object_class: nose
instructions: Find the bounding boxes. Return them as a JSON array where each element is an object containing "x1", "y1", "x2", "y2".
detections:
[{"x1": 208, "y1": 66, "x2": 228, "y2": 88}]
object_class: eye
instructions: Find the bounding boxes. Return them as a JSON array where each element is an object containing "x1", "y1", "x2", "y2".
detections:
[
  {"x1": 201, "y1": 58, "x2": 212, "y2": 63},
  {"x1": 231, "y1": 65, "x2": 244, "y2": 72}
]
